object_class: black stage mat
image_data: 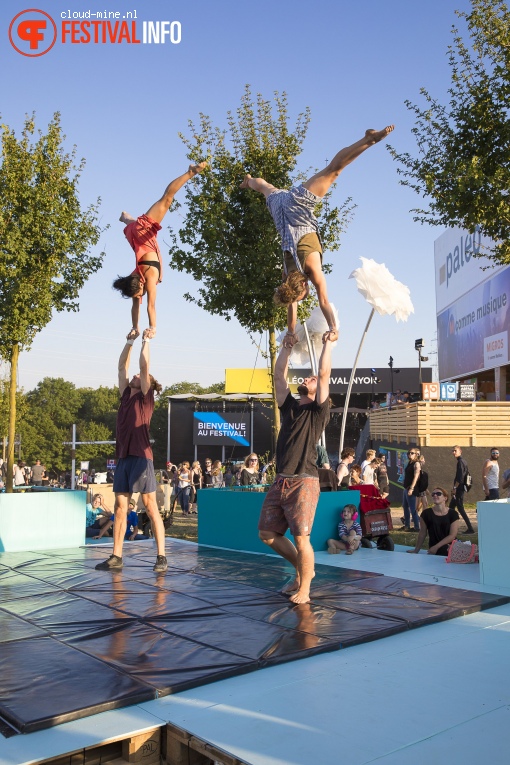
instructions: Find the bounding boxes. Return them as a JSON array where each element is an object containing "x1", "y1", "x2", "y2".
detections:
[{"x1": 0, "y1": 541, "x2": 508, "y2": 736}]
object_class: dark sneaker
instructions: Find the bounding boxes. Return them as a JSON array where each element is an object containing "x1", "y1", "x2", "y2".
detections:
[
  {"x1": 464, "y1": 528, "x2": 476, "y2": 535},
  {"x1": 153, "y1": 555, "x2": 168, "y2": 573},
  {"x1": 95, "y1": 554, "x2": 123, "y2": 571}
]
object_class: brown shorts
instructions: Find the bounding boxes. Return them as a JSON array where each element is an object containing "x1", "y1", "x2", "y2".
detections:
[
  {"x1": 258, "y1": 475, "x2": 320, "y2": 537},
  {"x1": 284, "y1": 232, "x2": 323, "y2": 275}
]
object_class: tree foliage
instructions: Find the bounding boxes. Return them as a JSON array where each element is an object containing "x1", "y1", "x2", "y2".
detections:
[
  {"x1": 0, "y1": 113, "x2": 105, "y2": 489},
  {"x1": 168, "y1": 86, "x2": 352, "y2": 332},
  {"x1": 389, "y1": 0, "x2": 510, "y2": 263}
]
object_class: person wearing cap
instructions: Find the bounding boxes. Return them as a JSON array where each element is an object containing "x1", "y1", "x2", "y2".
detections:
[{"x1": 483, "y1": 448, "x2": 500, "y2": 500}]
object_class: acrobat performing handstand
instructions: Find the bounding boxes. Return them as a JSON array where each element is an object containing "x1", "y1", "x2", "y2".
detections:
[
  {"x1": 240, "y1": 127, "x2": 394, "y2": 346},
  {"x1": 114, "y1": 162, "x2": 207, "y2": 340}
]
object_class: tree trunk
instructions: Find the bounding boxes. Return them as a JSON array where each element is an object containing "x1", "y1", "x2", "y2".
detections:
[
  {"x1": 6, "y1": 343, "x2": 19, "y2": 493},
  {"x1": 268, "y1": 326, "x2": 280, "y2": 449}
]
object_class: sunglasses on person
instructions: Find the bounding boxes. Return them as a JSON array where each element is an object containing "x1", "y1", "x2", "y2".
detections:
[
  {"x1": 249, "y1": 458, "x2": 258, "y2": 462},
  {"x1": 431, "y1": 491, "x2": 445, "y2": 497}
]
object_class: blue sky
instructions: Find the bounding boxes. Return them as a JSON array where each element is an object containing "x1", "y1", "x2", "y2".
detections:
[{"x1": 1, "y1": 0, "x2": 474, "y2": 390}]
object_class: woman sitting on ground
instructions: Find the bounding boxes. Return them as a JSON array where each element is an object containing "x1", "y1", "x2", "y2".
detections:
[
  {"x1": 408, "y1": 486, "x2": 460, "y2": 556},
  {"x1": 240, "y1": 454, "x2": 261, "y2": 486}
]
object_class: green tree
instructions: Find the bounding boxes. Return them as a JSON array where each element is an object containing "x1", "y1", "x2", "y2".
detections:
[
  {"x1": 390, "y1": 0, "x2": 510, "y2": 262},
  {"x1": 0, "y1": 113, "x2": 105, "y2": 490},
  {"x1": 168, "y1": 87, "x2": 351, "y2": 437}
]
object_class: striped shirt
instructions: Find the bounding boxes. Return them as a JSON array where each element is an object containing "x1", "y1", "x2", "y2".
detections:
[
  {"x1": 266, "y1": 184, "x2": 322, "y2": 274},
  {"x1": 338, "y1": 520, "x2": 362, "y2": 539}
]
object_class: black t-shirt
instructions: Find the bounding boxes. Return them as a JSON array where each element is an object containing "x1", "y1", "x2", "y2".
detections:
[
  {"x1": 276, "y1": 392, "x2": 330, "y2": 477},
  {"x1": 421, "y1": 506, "x2": 460, "y2": 556},
  {"x1": 375, "y1": 464, "x2": 388, "y2": 488}
]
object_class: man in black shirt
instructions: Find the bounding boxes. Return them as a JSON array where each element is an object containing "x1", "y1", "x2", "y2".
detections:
[
  {"x1": 258, "y1": 335, "x2": 333, "y2": 604},
  {"x1": 450, "y1": 445, "x2": 474, "y2": 534}
]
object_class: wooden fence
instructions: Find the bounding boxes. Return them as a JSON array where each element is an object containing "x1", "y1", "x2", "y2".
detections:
[{"x1": 369, "y1": 401, "x2": 510, "y2": 447}]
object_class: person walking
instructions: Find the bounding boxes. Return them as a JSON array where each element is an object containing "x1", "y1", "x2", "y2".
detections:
[
  {"x1": 450, "y1": 446, "x2": 475, "y2": 534},
  {"x1": 95, "y1": 330, "x2": 167, "y2": 573},
  {"x1": 258, "y1": 334, "x2": 333, "y2": 604},
  {"x1": 482, "y1": 447, "x2": 500, "y2": 500}
]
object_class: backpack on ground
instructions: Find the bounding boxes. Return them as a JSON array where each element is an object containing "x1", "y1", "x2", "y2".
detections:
[{"x1": 414, "y1": 469, "x2": 429, "y2": 494}]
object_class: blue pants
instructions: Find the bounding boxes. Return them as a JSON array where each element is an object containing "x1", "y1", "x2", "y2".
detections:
[
  {"x1": 402, "y1": 490, "x2": 420, "y2": 530},
  {"x1": 177, "y1": 486, "x2": 191, "y2": 513}
]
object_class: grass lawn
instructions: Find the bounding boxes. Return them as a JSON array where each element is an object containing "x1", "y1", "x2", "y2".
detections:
[{"x1": 165, "y1": 503, "x2": 479, "y2": 549}]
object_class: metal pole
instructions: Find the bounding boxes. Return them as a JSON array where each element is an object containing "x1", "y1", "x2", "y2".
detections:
[
  {"x1": 339, "y1": 308, "x2": 375, "y2": 458},
  {"x1": 71, "y1": 424, "x2": 76, "y2": 491},
  {"x1": 418, "y1": 350, "x2": 423, "y2": 388},
  {"x1": 166, "y1": 399, "x2": 171, "y2": 464},
  {"x1": 250, "y1": 400, "x2": 254, "y2": 453}
]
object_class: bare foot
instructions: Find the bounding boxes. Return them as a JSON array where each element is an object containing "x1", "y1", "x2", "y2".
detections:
[
  {"x1": 119, "y1": 211, "x2": 136, "y2": 224},
  {"x1": 289, "y1": 589, "x2": 311, "y2": 604},
  {"x1": 240, "y1": 173, "x2": 252, "y2": 189},
  {"x1": 345, "y1": 548, "x2": 353, "y2": 555},
  {"x1": 281, "y1": 576, "x2": 300, "y2": 594},
  {"x1": 365, "y1": 125, "x2": 394, "y2": 143},
  {"x1": 143, "y1": 327, "x2": 156, "y2": 340},
  {"x1": 327, "y1": 547, "x2": 340, "y2": 555},
  {"x1": 127, "y1": 328, "x2": 139, "y2": 341},
  {"x1": 189, "y1": 161, "x2": 207, "y2": 176}
]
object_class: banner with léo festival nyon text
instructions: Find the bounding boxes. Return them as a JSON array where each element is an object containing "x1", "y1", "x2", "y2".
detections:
[{"x1": 193, "y1": 413, "x2": 250, "y2": 446}]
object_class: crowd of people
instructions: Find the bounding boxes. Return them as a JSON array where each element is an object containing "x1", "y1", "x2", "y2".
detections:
[{"x1": 160, "y1": 454, "x2": 272, "y2": 515}]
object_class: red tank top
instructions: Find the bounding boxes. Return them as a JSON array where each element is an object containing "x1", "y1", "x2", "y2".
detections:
[
  {"x1": 116, "y1": 387, "x2": 154, "y2": 460},
  {"x1": 123, "y1": 214, "x2": 163, "y2": 285}
]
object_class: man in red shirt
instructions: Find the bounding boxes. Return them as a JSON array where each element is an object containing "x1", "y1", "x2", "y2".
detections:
[{"x1": 96, "y1": 329, "x2": 167, "y2": 573}]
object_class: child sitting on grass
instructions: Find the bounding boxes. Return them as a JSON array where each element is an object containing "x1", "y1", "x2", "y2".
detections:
[{"x1": 327, "y1": 504, "x2": 362, "y2": 555}]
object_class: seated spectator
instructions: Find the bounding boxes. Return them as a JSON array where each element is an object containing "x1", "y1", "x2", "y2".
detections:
[
  {"x1": 327, "y1": 504, "x2": 362, "y2": 555},
  {"x1": 85, "y1": 493, "x2": 113, "y2": 538},
  {"x1": 94, "y1": 499, "x2": 148, "y2": 541},
  {"x1": 408, "y1": 486, "x2": 460, "y2": 556},
  {"x1": 240, "y1": 454, "x2": 261, "y2": 486},
  {"x1": 350, "y1": 464, "x2": 363, "y2": 485}
]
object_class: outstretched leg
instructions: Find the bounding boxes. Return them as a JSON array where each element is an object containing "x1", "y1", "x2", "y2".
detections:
[
  {"x1": 240, "y1": 174, "x2": 278, "y2": 199},
  {"x1": 304, "y1": 126, "x2": 394, "y2": 198},
  {"x1": 145, "y1": 162, "x2": 207, "y2": 223}
]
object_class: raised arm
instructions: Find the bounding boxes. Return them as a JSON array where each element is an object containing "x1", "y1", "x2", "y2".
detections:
[
  {"x1": 145, "y1": 275, "x2": 157, "y2": 337},
  {"x1": 139, "y1": 332, "x2": 151, "y2": 395},
  {"x1": 274, "y1": 344, "x2": 292, "y2": 406},
  {"x1": 306, "y1": 255, "x2": 338, "y2": 341},
  {"x1": 118, "y1": 336, "x2": 134, "y2": 396},
  {"x1": 316, "y1": 334, "x2": 333, "y2": 405}
]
